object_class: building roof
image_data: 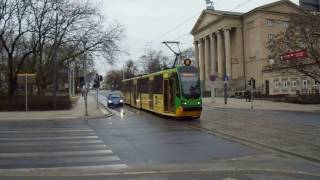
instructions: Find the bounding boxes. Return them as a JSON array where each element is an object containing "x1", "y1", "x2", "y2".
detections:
[
  {"x1": 191, "y1": 0, "x2": 303, "y2": 34},
  {"x1": 210, "y1": 10, "x2": 244, "y2": 16}
]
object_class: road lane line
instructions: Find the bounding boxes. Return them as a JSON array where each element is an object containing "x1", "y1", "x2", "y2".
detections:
[{"x1": 0, "y1": 150, "x2": 113, "y2": 158}]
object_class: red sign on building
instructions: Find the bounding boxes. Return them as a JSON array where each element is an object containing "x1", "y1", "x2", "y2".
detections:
[{"x1": 280, "y1": 49, "x2": 308, "y2": 61}]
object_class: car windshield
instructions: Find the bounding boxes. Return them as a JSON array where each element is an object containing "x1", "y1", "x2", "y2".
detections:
[{"x1": 109, "y1": 94, "x2": 121, "y2": 99}]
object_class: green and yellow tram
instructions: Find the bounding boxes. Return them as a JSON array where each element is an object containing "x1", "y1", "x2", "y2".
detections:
[{"x1": 121, "y1": 65, "x2": 202, "y2": 118}]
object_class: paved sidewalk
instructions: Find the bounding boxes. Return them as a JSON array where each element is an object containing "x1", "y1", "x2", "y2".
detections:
[
  {"x1": 204, "y1": 97, "x2": 320, "y2": 113},
  {"x1": 0, "y1": 95, "x2": 111, "y2": 121}
]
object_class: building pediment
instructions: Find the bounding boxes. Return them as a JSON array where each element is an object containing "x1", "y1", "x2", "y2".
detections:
[
  {"x1": 191, "y1": 10, "x2": 243, "y2": 35},
  {"x1": 191, "y1": 10, "x2": 223, "y2": 35}
]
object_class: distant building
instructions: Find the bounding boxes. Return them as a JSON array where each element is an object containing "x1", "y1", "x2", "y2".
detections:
[{"x1": 191, "y1": 0, "x2": 319, "y2": 96}]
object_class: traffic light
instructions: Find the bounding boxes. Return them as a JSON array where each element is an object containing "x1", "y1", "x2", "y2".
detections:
[
  {"x1": 248, "y1": 78, "x2": 256, "y2": 89},
  {"x1": 80, "y1": 77, "x2": 84, "y2": 86},
  {"x1": 252, "y1": 79, "x2": 256, "y2": 89},
  {"x1": 99, "y1": 75, "x2": 103, "y2": 82}
]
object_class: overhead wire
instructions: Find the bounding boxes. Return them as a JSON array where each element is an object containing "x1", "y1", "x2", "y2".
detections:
[
  {"x1": 149, "y1": 0, "x2": 226, "y2": 44},
  {"x1": 168, "y1": 0, "x2": 257, "y2": 47}
]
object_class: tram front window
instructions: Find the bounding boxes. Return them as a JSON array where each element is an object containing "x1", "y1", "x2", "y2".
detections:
[{"x1": 178, "y1": 67, "x2": 201, "y2": 99}]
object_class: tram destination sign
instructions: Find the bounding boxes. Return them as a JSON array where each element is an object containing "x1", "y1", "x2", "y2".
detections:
[{"x1": 280, "y1": 49, "x2": 308, "y2": 61}]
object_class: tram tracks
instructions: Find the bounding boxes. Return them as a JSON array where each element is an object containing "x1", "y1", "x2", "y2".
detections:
[{"x1": 183, "y1": 117, "x2": 320, "y2": 163}]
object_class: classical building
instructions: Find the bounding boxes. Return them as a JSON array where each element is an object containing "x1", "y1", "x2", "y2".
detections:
[{"x1": 191, "y1": 0, "x2": 319, "y2": 96}]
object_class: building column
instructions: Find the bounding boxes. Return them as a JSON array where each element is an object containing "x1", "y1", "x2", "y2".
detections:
[
  {"x1": 199, "y1": 38, "x2": 205, "y2": 82},
  {"x1": 216, "y1": 31, "x2": 224, "y2": 78},
  {"x1": 193, "y1": 41, "x2": 199, "y2": 68},
  {"x1": 204, "y1": 36, "x2": 210, "y2": 82},
  {"x1": 210, "y1": 33, "x2": 217, "y2": 76},
  {"x1": 224, "y1": 28, "x2": 232, "y2": 78}
]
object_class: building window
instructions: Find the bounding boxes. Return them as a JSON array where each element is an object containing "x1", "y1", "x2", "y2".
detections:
[
  {"x1": 268, "y1": 34, "x2": 275, "y2": 40},
  {"x1": 283, "y1": 22, "x2": 288, "y2": 28},
  {"x1": 282, "y1": 80, "x2": 288, "y2": 89},
  {"x1": 266, "y1": 19, "x2": 273, "y2": 26},
  {"x1": 274, "y1": 80, "x2": 279, "y2": 89},
  {"x1": 302, "y1": 80, "x2": 308, "y2": 88},
  {"x1": 292, "y1": 81, "x2": 297, "y2": 88}
]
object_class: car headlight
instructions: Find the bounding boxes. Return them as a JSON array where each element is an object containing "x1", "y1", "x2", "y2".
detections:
[
  {"x1": 120, "y1": 99, "x2": 123, "y2": 103},
  {"x1": 108, "y1": 100, "x2": 112, "y2": 103}
]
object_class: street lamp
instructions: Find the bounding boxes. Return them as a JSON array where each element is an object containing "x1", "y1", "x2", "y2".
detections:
[{"x1": 81, "y1": 37, "x2": 89, "y2": 116}]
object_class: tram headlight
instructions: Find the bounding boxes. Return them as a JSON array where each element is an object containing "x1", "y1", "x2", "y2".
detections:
[
  {"x1": 183, "y1": 102, "x2": 187, "y2": 105},
  {"x1": 198, "y1": 101, "x2": 201, "y2": 105}
]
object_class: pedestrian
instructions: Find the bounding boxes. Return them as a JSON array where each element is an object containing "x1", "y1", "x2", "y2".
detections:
[
  {"x1": 245, "y1": 90, "x2": 249, "y2": 102},
  {"x1": 248, "y1": 90, "x2": 251, "y2": 102}
]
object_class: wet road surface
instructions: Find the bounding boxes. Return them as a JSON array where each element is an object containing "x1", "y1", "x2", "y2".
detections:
[{"x1": 0, "y1": 91, "x2": 319, "y2": 179}]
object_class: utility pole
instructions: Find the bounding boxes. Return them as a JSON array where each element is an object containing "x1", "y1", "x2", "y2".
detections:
[
  {"x1": 68, "y1": 61, "x2": 72, "y2": 97},
  {"x1": 82, "y1": 39, "x2": 88, "y2": 116},
  {"x1": 72, "y1": 61, "x2": 75, "y2": 96},
  {"x1": 250, "y1": 77, "x2": 254, "y2": 110},
  {"x1": 122, "y1": 64, "x2": 125, "y2": 80},
  {"x1": 224, "y1": 76, "x2": 228, "y2": 104},
  {"x1": 52, "y1": 2, "x2": 59, "y2": 110}
]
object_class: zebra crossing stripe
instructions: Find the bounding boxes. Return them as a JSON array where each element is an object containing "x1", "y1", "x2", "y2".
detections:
[
  {"x1": 0, "y1": 150, "x2": 113, "y2": 158},
  {"x1": 0, "y1": 129, "x2": 94, "y2": 133},
  {"x1": 0, "y1": 136, "x2": 99, "y2": 141},
  {"x1": 0, "y1": 164, "x2": 128, "y2": 173},
  {"x1": 0, "y1": 139, "x2": 104, "y2": 146}
]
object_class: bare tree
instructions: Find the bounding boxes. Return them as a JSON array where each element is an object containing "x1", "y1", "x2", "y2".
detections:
[
  {"x1": 0, "y1": 0, "x2": 124, "y2": 97},
  {"x1": 139, "y1": 49, "x2": 169, "y2": 74},
  {"x1": 123, "y1": 59, "x2": 138, "y2": 79},
  {"x1": 0, "y1": 0, "x2": 35, "y2": 97},
  {"x1": 105, "y1": 70, "x2": 122, "y2": 90},
  {"x1": 267, "y1": 13, "x2": 320, "y2": 83}
]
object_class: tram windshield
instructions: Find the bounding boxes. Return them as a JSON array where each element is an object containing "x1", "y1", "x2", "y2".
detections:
[{"x1": 178, "y1": 66, "x2": 201, "y2": 99}]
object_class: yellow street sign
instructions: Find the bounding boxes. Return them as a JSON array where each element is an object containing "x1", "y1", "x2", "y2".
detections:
[{"x1": 17, "y1": 73, "x2": 36, "y2": 77}]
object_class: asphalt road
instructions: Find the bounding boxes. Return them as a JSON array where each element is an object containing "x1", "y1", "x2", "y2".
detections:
[{"x1": 0, "y1": 90, "x2": 319, "y2": 179}]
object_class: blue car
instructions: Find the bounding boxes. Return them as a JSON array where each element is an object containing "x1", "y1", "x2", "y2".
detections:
[{"x1": 107, "y1": 93, "x2": 123, "y2": 107}]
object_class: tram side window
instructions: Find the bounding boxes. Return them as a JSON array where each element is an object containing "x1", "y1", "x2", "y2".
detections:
[
  {"x1": 137, "y1": 80, "x2": 141, "y2": 94},
  {"x1": 154, "y1": 75, "x2": 163, "y2": 94},
  {"x1": 128, "y1": 81, "x2": 133, "y2": 92},
  {"x1": 140, "y1": 78, "x2": 148, "y2": 93}
]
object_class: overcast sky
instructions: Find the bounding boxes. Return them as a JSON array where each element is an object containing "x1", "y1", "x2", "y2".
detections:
[{"x1": 96, "y1": 0, "x2": 299, "y2": 74}]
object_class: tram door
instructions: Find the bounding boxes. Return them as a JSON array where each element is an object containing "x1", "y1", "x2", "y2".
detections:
[
  {"x1": 149, "y1": 80, "x2": 153, "y2": 110},
  {"x1": 133, "y1": 82, "x2": 137, "y2": 106},
  {"x1": 164, "y1": 78, "x2": 175, "y2": 113}
]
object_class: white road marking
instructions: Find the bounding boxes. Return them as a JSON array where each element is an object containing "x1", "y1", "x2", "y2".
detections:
[
  {"x1": 0, "y1": 164, "x2": 128, "y2": 173},
  {"x1": 0, "y1": 129, "x2": 94, "y2": 133},
  {"x1": 0, "y1": 150, "x2": 113, "y2": 158},
  {"x1": 0, "y1": 136, "x2": 99, "y2": 141},
  {"x1": 0, "y1": 139, "x2": 104, "y2": 146}
]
